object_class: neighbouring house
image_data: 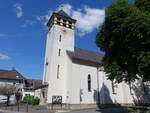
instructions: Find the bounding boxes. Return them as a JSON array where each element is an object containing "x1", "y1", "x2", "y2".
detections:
[
  {"x1": 0, "y1": 69, "x2": 24, "y2": 104},
  {"x1": 42, "y1": 10, "x2": 150, "y2": 109},
  {"x1": 22, "y1": 79, "x2": 42, "y2": 98},
  {"x1": 0, "y1": 69, "x2": 42, "y2": 103}
]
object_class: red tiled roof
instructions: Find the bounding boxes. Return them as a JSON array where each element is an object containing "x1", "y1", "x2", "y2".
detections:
[
  {"x1": 0, "y1": 69, "x2": 25, "y2": 80},
  {"x1": 0, "y1": 69, "x2": 42, "y2": 88}
]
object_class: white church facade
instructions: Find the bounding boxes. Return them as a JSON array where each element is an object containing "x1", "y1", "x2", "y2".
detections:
[{"x1": 42, "y1": 10, "x2": 150, "y2": 108}]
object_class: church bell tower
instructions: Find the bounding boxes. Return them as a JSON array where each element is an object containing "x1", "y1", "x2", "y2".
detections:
[{"x1": 43, "y1": 10, "x2": 76, "y2": 104}]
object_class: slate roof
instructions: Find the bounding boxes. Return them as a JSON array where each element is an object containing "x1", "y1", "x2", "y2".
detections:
[
  {"x1": 0, "y1": 69, "x2": 25, "y2": 80},
  {"x1": 25, "y1": 79, "x2": 42, "y2": 88},
  {"x1": 57, "y1": 10, "x2": 71, "y2": 18},
  {"x1": 67, "y1": 48, "x2": 104, "y2": 64},
  {"x1": 47, "y1": 10, "x2": 76, "y2": 27}
]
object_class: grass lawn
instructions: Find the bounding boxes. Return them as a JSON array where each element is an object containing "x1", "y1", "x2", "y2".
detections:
[{"x1": 127, "y1": 107, "x2": 150, "y2": 113}]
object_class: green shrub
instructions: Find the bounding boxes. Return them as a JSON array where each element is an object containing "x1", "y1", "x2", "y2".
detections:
[
  {"x1": 22, "y1": 96, "x2": 40, "y2": 105},
  {"x1": 32, "y1": 97, "x2": 40, "y2": 105}
]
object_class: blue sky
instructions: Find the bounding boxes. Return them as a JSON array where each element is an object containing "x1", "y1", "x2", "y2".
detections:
[{"x1": 0, "y1": 0, "x2": 134, "y2": 80}]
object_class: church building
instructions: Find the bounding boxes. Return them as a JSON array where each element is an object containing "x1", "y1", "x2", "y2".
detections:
[{"x1": 42, "y1": 10, "x2": 150, "y2": 108}]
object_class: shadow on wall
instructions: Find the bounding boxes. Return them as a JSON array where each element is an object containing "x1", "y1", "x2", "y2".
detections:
[
  {"x1": 132, "y1": 81, "x2": 150, "y2": 105},
  {"x1": 93, "y1": 83, "x2": 113, "y2": 108}
]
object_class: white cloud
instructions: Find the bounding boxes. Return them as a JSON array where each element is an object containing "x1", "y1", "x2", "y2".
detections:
[
  {"x1": 36, "y1": 10, "x2": 52, "y2": 25},
  {"x1": 36, "y1": 3, "x2": 105, "y2": 36},
  {"x1": 22, "y1": 20, "x2": 36, "y2": 27},
  {"x1": 72, "y1": 6, "x2": 105, "y2": 36},
  {"x1": 0, "y1": 54, "x2": 11, "y2": 60},
  {"x1": 0, "y1": 34, "x2": 8, "y2": 37},
  {"x1": 14, "y1": 3, "x2": 23, "y2": 18},
  {"x1": 0, "y1": 33, "x2": 23, "y2": 38},
  {"x1": 58, "y1": 3, "x2": 72, "y2": 16}
]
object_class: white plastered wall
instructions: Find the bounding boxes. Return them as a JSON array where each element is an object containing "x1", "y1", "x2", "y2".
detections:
[{"x1": 44, "y1": 24, "x2": 75, "y2": 103}]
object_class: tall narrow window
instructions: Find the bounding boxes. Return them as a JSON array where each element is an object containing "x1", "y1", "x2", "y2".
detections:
[
  {"x1": 112, "y1": 81, "x2": 115, "y2": 94},
  {"x1": 88, "y1": 74, "x2": 91, "y2": 92},
  {"x1": 57, "y1": 65, "x2": 60, "y2": 79},
  {"x1": 44, "y1": 58, "x2": 48, "y2": 82},
  {"x1": 112, "y1": 80, "x2": 117, "y2": 94},
  {"x1": 58, "y1": 49, "x2": 61, "y2": 56},
  {"x1": 59, "y1": 35, "x2": 61, "y2": 42}
]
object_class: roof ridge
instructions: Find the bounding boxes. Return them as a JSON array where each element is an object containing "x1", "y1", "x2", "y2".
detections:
[
  {"x1": 57, "y1": 10, "x2": 71, "y2": 18},
  {"x1": 75, "y1": 47, "x2": 104, "y2": 55}
]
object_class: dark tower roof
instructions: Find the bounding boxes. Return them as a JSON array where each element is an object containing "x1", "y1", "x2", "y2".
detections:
[
  {"x1": 57, "y1": 10, "x2": 71, "y2": 18},
  {"x1": 47, "y1": 10, "x2": 76, "y2": 27}
]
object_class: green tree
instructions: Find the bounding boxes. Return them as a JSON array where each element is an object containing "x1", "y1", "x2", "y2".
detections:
[
  {"x1": 15, "y1": 92, "x2": 22, "y2": 102},
  {"x1": 0, "y1": 85, "x2": 16, "y2": 106},
  {"x1": 96, "y1": 0, "x2": 150, "y2": 83},
  {"x1": 135, "y1": 0, "x2": 150, "y2": 12}
]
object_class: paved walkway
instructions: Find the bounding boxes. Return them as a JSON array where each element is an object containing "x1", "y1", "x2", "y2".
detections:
[
  {"x1": 0, "y1": 109, "x2": 55, "y2": 113},
  {"x1": 0, "y1": 108, "x2": 128, "y2": 113},
  {"x1": 0, "y1": 107, "x2": 134, "y2": 113},
  {"x1": 61, "y1": 108, "x2": 129, "y2": 113},
  {"x1": 0, "y1": 109, "x2": 25, "y2": 113}
]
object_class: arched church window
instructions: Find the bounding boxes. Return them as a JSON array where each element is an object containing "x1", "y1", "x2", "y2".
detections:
[{"x1": 88, "y1": 74, "x2": 91, "y2": 92}]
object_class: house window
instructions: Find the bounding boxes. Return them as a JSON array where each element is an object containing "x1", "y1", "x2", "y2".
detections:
[
  {"x1": 57, "y1": 65, "x2": 60, "y2": 79},
  {"x1": 25, "y1": 94, "x2": 30, "y2": 96},
  {"x1": 88, "y1": 74, "x2": 91, "y2": 92},
  {"x1": 58, "y1": 49, "x2": 61, "y2": 56},
  {"x1": 59, "y1": 35, "x2": 61, "y2": 42},
  {"x1": 112, "y1": 80, "x2": 117, "y2": 94}
]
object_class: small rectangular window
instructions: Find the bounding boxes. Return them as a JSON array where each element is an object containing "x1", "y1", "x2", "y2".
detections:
[
  {"x1": 63, "y1": 19, "x2": 66, "y2": 22},
  {"x1": 69, "y1": 21, "x2": 72, "y2": 25},
  {"x1": 69, "y1": 25, "x2": 72, "y2": 29},
  {"x1": 63, "y1": 23, "x2": 66, "y2": 27},
  {"x1": 57, "y1": 21, "x2": 61, "y2": 25},
  {"x1": 57, "y1": 65, "x2": 60, "y2": 79},
  {"x1": 59, "y1": 35, "x2": 61, "y2": 42},
  {"x1": 57, "y1": 17, "x2": 61, "y2": 21},
  {"x1": 58, "y1": 49, "x2": 61, "y2": 56}
]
